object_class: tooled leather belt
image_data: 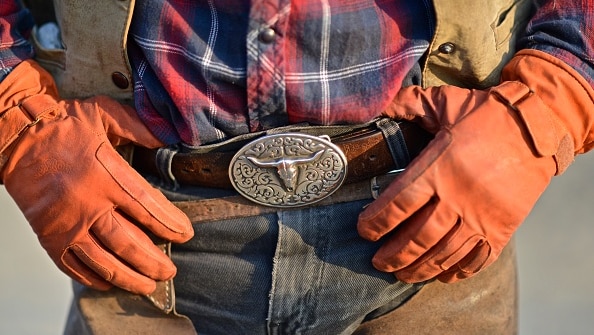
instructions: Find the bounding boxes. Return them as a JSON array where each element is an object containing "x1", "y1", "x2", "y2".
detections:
[{"x1": 132, "y1": 121, "x2": 431, "y2": 191}]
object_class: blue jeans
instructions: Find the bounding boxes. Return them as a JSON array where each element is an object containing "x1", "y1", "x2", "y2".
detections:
[{"x1": 158, "y1": 182, "x2": 422, "y2": 335}]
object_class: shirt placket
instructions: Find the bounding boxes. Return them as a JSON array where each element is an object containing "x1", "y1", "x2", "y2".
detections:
[{"x1": 246, "y1": 0, "x2": 290, "y2": 132}]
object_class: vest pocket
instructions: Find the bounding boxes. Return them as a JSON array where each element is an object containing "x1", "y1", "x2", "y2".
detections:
[
  {"x1": 31, "y1": 25, "x2": 66, "y2": 73},
  {"x1": 491, "y1": 0, "x2": 532, "y2": 50}
]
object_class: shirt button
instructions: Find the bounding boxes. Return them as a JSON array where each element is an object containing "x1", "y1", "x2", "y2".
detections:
[
  {"x1": 438, "y1": 42, "x2": 456, "y2": 54},
  {"x1": 259, "y1": 28, "x2": 276, "y2": 44},
  {"x1": 111, "y1": 71, "x2": 130, "y2": 89}
]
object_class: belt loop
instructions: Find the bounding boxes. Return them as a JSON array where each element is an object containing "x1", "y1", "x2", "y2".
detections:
[
  {"x1": 155, "y1": 145, "x2": 180, "y2": 190},
  {"x1": 375, "y1": 118, "x2": 410, "y2": 169},
  {"x1": 370, "y1": 176, "x2": 381, "y2": 199}
]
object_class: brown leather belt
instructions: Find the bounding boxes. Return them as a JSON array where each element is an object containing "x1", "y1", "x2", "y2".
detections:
[{"x1": 132, "y1": 121, "x2": 432, "y2": 189}]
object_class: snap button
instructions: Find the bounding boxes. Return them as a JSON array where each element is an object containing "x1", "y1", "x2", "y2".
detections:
[
  {"x1": 258, "y1": 28, "x2": 276, "y2": 44},
  {"x1": 111, "y1": 72, "x2": 130, "y2": 89},
  {"x1": 438, "y1": 42, "x2": 455, "y2": 54}
]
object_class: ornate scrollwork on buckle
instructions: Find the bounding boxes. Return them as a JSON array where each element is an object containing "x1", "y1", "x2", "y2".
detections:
[{"x1": 229, "y1": 133, "x2": 348, "y2": 207}]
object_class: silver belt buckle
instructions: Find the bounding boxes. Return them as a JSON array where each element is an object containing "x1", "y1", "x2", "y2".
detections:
[{"x1": 229, "y1": 133, "x2": 348, "y2": 207}]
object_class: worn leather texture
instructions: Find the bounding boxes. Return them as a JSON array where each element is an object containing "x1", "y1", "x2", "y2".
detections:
[
  {"x1": 0, "y1": 60, "x2": 193, "y2": 295},
  {"x1": 358, "y1": 50, "x2": 594, "y2": 284},
  {"x1": 64, "y1": 283, "x2": 197, "y2": 335},
  {"x1": 132, "y1": 121, "x2": 432, "y2": 189},
  {"x1": 62, "y1": 239, "x2": 517, "y2": 335},
  {"x1": 353, "y1": 239, "x2": 518, "y2": 335},
  {"x1": 502, "y1": 50, "x2": 594, "y2": 160}
]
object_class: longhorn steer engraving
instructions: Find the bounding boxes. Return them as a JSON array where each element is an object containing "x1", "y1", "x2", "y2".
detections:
[
  {"x1": 228, "y1": 133, "x2": 348, "y2": 207},
  {"x1": 246, "y1": 150, "x2": 325, "y2": 191}
]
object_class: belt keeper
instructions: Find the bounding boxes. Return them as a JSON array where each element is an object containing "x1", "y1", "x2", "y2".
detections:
[
  {"x1": 370, "y1": 176, "x2": 380, "y2": 199},
  {"x1": 370, "y1": 168, "x2": 404, "y2": 200},
  {"x1": 376, "y1": 118, "x2": 410, "y2": 168},
  {"x1": 155, "y1": 145, "x2": 180, "y2": 190}
]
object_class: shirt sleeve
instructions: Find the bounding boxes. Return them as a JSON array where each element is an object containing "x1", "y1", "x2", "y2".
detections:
[
  {"x1": 519, "y1": 0, "x2": 594, "y2": 87},
  {"x1": 0, "y1": 0, "x2": 34, "y2": 82}
]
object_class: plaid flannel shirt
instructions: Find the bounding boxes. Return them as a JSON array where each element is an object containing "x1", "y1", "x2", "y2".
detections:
[
  {"x1": 0, "y1": 1, "x2": 33, "y2": 81},
  {"x1": 2, "y1": 0, "x2": 594, "y2": 146},
  {"x1": 126, "y1": 0, "x2": 434, "y2": 145}
]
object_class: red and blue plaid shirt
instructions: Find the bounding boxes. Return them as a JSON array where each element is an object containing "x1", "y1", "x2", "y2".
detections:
[
  {"x1": 0, "y1": 1, "x2": 33, "y2": 81},
  {"x1": 2, "y1": 0, "x2": 594, "y2": 146},
  {"x1": 126, "y1": 0, "x2": 434, "y2": 145}
]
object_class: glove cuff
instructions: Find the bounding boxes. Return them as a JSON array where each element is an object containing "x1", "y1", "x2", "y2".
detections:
[
  {"x1": 0, "y1": 60, "x2": 61, "y2": 176},
  {"x1": 490, "y1": 81, "x2": 573, "y2": 174},
  {"x1": 500, "y1": 49, "x2": 594, "y2": 175}
]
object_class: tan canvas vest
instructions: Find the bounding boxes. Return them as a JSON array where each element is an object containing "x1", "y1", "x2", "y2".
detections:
[{"x1": 28, "y1": 0, "x2": 534, "y2": 103}]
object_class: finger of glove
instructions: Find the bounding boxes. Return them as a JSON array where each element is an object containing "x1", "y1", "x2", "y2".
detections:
[
  {"x1": 371, "y1": 198, "x2": 458, "y2": 275},
  {"x1": 63, "y1": 98, "x2": 163, "y2": 148},
  {"x1": 357, "y1": 182, "x2": 432, "y2": 241},
  {"x1": 395, "y1": 232, "x2": 489, "y2": 283},
  {"x1": 65, "y1": 238, "x2": 158, "y2": 295},
  {"x1": 384, "y1": 85, "x2": 478, "y2": 133},
  {"x1": 435, "y1": 242, "x2": 492, "y2": 283},
  {"x1": 92, "y1": 210, "x2": 177, "y2": 282},
  {"x1": 383, "y1": 86, "x2": 442, "y2": 132},
  {"x1": 358, "y1": 131, "x2": 451, "y2": 241},
  {"x1": 60, "y1": 249, "x2": 113, "y2": 291},
  {"x1": 96, "y1": 142, "x2": 193, "y2": 243}
]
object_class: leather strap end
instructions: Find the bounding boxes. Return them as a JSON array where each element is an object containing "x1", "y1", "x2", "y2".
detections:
[
  {"x1": 491, "y1": 81, "x2": 573, "y2": 175},
  {"x1": 0, "y1": 94, "x2": 60, "y2": 175}
]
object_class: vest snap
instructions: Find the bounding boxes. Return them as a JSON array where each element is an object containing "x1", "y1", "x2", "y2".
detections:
[
  {"x1": 438, "y1": 42, "x2": 456, "y2": 54},
  {"x1": 111, "y1": 72, "x2": 130, "y2": 89}
]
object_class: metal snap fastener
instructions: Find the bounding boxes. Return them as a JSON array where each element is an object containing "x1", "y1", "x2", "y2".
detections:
[
  {"x1": 111, "y1": 72, "x2": 130, "y2": 89},
  {"x1": 258, "y1": 28, "x2": 276, "y2": 44},
  {"x1": 438, "y1": 42, "x2": 455, "y2": 54}
]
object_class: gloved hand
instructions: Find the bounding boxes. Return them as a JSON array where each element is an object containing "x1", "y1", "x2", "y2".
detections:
[
  {"x1": 0, "y1": 60, "x2": 193, "y2": 295},
  {"x1": 358, "y1": 49, "x2": 594, "y2": 283}
]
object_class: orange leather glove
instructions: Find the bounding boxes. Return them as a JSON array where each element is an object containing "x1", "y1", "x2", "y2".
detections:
[
  {"x1": 0, "y1": 60, "x2": 193, "y2": 295},
  {"x1": 358, "y1": 49, "x2": 594, "y2": 283}
]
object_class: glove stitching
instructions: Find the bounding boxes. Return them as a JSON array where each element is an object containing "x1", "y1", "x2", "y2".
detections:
[
  {"x1": 111, "y1": 210, "x2": 175, "y2": 272},
  {"x1": 359, "y1": 130, "x2": 451, "y2": 224},
  {"x1": 63, "y1": 243, "x2": 113, "y2": 282},
  {"x1": 396, "y1": 216, "x2": 464, "y2": 277},
  {"x1": 74, "y1": 239, "x2": 115, "y2": 282},
  {"x1": 95, "y1": 143, "x2": 185, "y2": 235},
  {"x1": 516, "y1": 50, "x2": 594, "y2": 153}
]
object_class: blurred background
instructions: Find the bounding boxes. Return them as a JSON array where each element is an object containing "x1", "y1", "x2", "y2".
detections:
[{"x1": 1, "y1": 153, "x2": 594, "y2": 334}]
